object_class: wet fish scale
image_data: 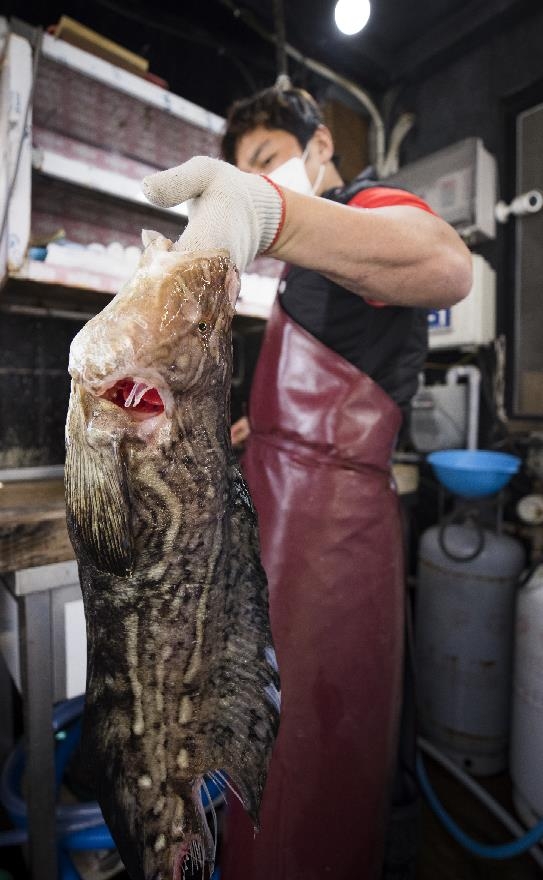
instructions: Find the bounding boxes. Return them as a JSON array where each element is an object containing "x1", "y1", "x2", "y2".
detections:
[{"x1": 64, "y1": 241, "x2": 280, "y2": 880}]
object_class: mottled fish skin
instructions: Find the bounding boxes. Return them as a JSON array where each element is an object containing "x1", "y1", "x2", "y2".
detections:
[{"x1": 64, "y1": 239, "x2": 280, "y2": 880}]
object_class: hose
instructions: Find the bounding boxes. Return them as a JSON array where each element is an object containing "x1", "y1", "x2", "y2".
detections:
[
  {"x1": 0, "y1": 829, "x2": 28, "y2": 847},
  {"x1": 418, "y1": 738, "x2": 543, "y2": 867},
  {"x1": 419, "y1": 738, "x2": 543, "y2": 868},
  {"x1": 0, "y1": 697, "x2": 113, "y2": 880},
  {"x1": 1, "y1": 693, "x2": 225, "y2": 856},
  {"x1": 60, "y1": 826, "x2": 114, "y2": 851},
  {"x1": 0, "y1": 730, "x2": 104, "y2": 834},
  {"x1": 416, "y1": 744, "x2": 543, "y2": 861},
  {"x1": 58, "y1": 851, "x2": 81, "y2": 880}
]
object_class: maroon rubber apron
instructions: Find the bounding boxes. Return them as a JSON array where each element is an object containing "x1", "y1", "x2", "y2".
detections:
[{"x1": 221, "y1": 298, "x2": 405, "y2": 880}]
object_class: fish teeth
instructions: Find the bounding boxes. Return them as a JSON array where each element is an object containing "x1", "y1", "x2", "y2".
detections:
[{"x1": 124, "y1": 381, "x2": 153, "y2": 408}]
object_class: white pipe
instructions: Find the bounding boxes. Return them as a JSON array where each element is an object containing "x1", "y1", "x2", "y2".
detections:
[
  {"x1": 446, "y1": 365, "x2": 481, "y2": 450},
  {"x1": 381, "y1": 112, "x2": 416, "y2": 177},
  {"x1": 495, "y1": 190, "x2": 543, "y2": 223},
  {"x1": 418, "y1": 737, "x2": 543, "y2": 869},
  {"x1": 289, "y1": 54, "x2": 386, "y2": 176}
]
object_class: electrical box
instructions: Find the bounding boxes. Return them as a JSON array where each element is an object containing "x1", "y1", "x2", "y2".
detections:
[
  {"x1": 428, "y1": 254, "x2": 496, "y2": 349},
  {"x1": 385, "y1": 137, "x2": 497, "y2": 244}
]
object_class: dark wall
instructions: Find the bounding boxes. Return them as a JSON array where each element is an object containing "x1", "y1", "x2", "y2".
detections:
[
  {"x1": 394, "y1": 6, "x2": 543, "y2": 424},
  {"x1": 397, "y1": 5, "x2": 543, "y2": 283},
  {"x1": 0, "y1": 313, "x2": 84, "y2": 468},
  {"x1": 400, "y1": 7, "x2": 543, "y2": 165}
]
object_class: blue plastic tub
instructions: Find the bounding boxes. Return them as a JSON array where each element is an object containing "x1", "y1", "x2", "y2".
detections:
[{"x1": 427, "y1": 449, "x2": 521, "y2": 498}]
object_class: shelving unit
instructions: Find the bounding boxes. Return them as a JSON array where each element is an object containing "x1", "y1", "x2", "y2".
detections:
[
  {"x1": 0, "y1": 20, "x2": 281, "y2": 880},
  {"x1": 0, "y1": 20, "x2": 279, "y2": 317}
]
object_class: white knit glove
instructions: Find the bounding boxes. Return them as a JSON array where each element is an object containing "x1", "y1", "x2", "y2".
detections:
[{"x1": 142, "y1": 157, "x2": 285, "y2": 272}]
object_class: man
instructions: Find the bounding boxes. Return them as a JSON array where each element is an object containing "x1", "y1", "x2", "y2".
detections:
[{"x1": 143, "y1": 83, "x2": 471, "y2": 880}]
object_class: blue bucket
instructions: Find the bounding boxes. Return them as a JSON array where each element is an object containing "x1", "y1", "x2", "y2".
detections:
[{"x1": 427, "y1": 449, "x2": 521, "y2": 498}]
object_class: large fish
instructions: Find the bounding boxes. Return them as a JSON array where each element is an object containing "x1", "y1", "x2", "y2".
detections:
[{"x1": 64, "y1": 233, "x2": 280, "y2": 880}]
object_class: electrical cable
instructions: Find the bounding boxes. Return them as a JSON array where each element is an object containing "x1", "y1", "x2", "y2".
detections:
[
  {"x1": 493, "y1": 335, "x2": 508, "y2": 426},
  {"x1": 91, "y1": 0, "x2": 257, "y2": 94},
  {"x1": 273, "y1": 0, "x2": 287, "y2": 78}
]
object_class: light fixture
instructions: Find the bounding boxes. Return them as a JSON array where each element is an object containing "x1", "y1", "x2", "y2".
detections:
[{"x1": 334, "y1": 0, "x2": 371, "y2": 36}]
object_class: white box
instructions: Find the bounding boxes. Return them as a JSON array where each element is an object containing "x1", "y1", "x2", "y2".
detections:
[
  {"x1": 428, "y1": 254, "x2": 496, "y2": 349},
  {"x1": 386, "y1": 137, "x2": 497, "y2": 243},
  {"x1": 7, "y1": 33, "x2": 33, "y2": 272}
]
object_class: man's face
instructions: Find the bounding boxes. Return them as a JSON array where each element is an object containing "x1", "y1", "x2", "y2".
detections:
[{"x1": 235, "y1": 126, "x2": 305, "y2": 175}]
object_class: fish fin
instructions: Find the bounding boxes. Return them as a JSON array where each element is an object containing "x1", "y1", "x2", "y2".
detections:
[
  {"x1": 65, "y1": 385, "x2": 134, "y2": 576},
  {"x1": 141, "y1": 229, "x2": 172, "y2": 250},
  {"x1": 203, "y1": 467, "x2": 280, "y2": 827},
  {"x1": 216, "y1": 767, "x2": 262, "y2": 829},
  {"x1": 225, "y1": 265, "x2": 240, "y2": 308}
]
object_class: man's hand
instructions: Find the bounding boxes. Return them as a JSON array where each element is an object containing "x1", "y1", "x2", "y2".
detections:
[
  {"x1": 231, "y1": 416, "x2": 251, "y2": 449},
  {"x1": 142, "y1": 157, "x2": 285, "y2": 272}
]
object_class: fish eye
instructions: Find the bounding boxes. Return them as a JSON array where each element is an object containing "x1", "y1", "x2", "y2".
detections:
[{"x1": 197, "y1": 321, "x2": 208, "y2": 333}]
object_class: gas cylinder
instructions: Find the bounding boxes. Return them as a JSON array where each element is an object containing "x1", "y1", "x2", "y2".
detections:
[
  {"x1": 415, "y1": 513, "x2": 525, "y2": 775},
  {"x1": 510, "y1": 563, "x2": 543, "y2": 825}
]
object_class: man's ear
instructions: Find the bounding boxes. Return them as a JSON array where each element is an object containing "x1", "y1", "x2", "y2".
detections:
[{"x1": 313, "y1": 125, "x2": 335, "y2": 163}]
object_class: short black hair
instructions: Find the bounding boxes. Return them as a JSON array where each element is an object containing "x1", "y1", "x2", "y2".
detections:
[{"x1": 221, "y1": 84, "x2": 324, "y2": 165}]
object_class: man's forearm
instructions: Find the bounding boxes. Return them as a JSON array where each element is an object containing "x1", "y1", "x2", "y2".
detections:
[{"x1": 267, "y1": 191, "x2": 473, "y2": 309}]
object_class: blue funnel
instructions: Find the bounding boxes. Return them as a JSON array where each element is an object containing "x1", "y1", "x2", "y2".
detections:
[{"x1": 427, "y1": 449, "x2": 521, "y2": 498}]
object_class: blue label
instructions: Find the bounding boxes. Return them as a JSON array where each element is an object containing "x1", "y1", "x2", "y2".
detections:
[{"x1": 428, "y1": 308, "x2": 451, "y2": 330}]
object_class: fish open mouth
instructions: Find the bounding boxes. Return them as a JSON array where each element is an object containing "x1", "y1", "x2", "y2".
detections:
[{"x1": 102, "y1": 378, "x2": 165, "y2": 415}]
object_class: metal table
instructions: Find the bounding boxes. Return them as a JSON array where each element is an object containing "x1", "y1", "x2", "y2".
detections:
[{"x1": 0, "y1": 476, "x2": 83, "y2": 880}]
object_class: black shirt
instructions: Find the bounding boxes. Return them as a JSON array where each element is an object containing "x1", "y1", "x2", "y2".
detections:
[{"x1": 280, "y1": 181, "x2": 430, "y2": 414}]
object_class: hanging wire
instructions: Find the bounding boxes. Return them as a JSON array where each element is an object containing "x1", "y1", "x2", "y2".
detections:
[
  {"x1": 92, "y1": 0, "x2": 257, "y2": 93},
  {"x1": 217, "y1": 0, "x2": 387, "y2": 175},
  {"x1": 273, "y1": 0, "x2": 288, "y2": 79}
]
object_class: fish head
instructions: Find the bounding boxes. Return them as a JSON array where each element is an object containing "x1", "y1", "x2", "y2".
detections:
[
  {"x1": 65, "y1": 236, "x2": 276, "y2": 879},
  {"x1": 68, "y1": 232, "x2": 240, "y2": 419},
  {"x1": 65, "y1": 236, "x2": 240, "y2": 576}
]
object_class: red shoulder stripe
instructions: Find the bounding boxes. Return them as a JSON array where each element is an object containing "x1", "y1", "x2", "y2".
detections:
[{"x1": 348, "y1": 186, "x2": 435, "y2": 214}]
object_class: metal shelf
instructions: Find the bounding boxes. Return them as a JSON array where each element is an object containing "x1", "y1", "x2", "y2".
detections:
[
  {"x1": 32, "y1": 145, "x2": 188, "y2": 219},
  {"x1": 10, "y1": 259, "x2": 126, "y2": 296},
  {"x1": 41, "y1": 32, "x2": 225, "y2": 136},
  {"x1": 9, "y1": 260, "x2": 279, "y2": 319},
  {"x1": 1, "y1": 23, "x2": 280, "y2": 320}
]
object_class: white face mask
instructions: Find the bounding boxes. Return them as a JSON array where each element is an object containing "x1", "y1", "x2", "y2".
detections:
[{"x1": 267, "y1": 144, "x2": 325, "y2": 196}]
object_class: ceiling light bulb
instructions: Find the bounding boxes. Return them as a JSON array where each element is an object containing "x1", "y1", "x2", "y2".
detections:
[{"x1": 334, "y1": 0, "x2": 371, "y2": 36}]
